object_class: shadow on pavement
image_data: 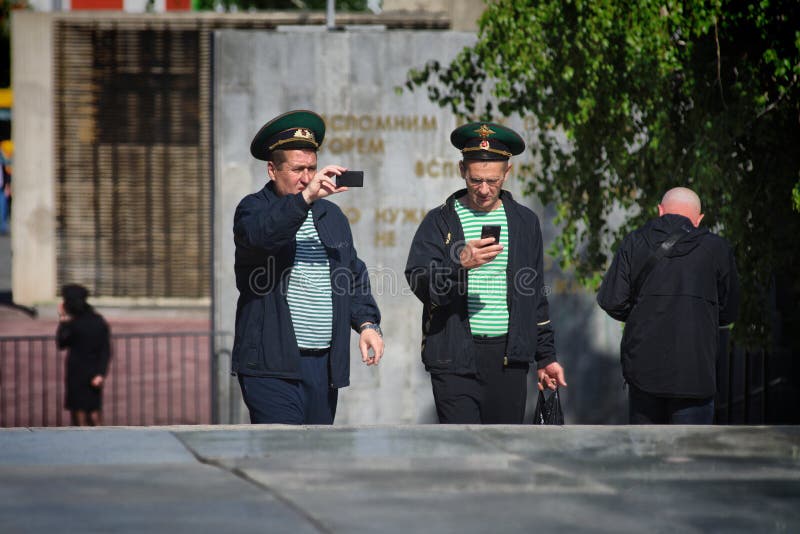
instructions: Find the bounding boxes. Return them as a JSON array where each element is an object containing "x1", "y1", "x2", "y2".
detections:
[{"x1": 0, "y1": 290, "x2": 37, "y2": 318}]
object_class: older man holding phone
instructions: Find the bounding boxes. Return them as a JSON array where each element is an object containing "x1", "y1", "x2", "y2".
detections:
[
  {"x1": 232, "y1": 110, "x2": 383, "y2": 425},
  {"x1": 405, "y1": 122, "x2": 566, "y2": 424}
]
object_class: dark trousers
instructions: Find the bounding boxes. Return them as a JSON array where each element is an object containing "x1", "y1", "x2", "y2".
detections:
[
  {"x1": 431, "y1": 336, "x2": 529, "y2": 424},
  {"x1": 628, "y1": 384, "x2": 714, "y2": 424},
  {"x1": 238, "y1": 350, "x2": 338, "y2": 425}
]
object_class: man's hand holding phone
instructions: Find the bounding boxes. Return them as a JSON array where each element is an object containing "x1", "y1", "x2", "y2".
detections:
[
  {"x1": 460, "y1": 225, "x2": 503, "y2": 270},
  {"x1": 302, "y1": 165, "x2": 349, "y2": 204},
  {"x1": 302, "y1": 168, "x2": 366, "y2": 204}
]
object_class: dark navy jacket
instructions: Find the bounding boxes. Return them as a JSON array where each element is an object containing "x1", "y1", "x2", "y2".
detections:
[
  {"x1": 405, "y1": 189, "x2": 557, "y2": 375},
  {"x1": 597, "y1": 214, "x2": 740, "y2": 398},
  {"x1": 232, "y1": 181, "x2": 380, "y2": 388}
]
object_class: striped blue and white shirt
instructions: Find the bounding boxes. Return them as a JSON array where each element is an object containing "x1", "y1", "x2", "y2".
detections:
[{"x1": 286, "y1": 214, "x2": 333, "y2": 349}]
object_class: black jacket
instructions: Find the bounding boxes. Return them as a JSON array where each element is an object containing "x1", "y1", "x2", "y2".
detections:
[
  {"x1": 56, "y1": 312, "x2": 112, "y2": 378},
  {"x1": 232, "y1": 181, "x2": 380, "y2": 388},
  {"x1": 405, "y1": 189, "x2": 556, "y2": 375},
  {"x1": 597, "y1": 214, "x2": 740, "y2": 398}
]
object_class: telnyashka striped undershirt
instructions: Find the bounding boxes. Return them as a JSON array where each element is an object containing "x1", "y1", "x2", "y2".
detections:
[
  {"x1": 455, "y1": 199, "x2": 509, "y2": 336},
  {"x1": 286, "y1": 214, "x2": 333, "y2": 349}
]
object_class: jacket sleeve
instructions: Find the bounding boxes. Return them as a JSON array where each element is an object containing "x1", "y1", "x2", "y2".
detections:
[
  {"x1": 718, "y1": 242, "x2": 740, "y2": 326},
  {"x1": 56, "y1": 321, "x2": 72, "y2": 350},
  {"x1": 95, "y1": 319, "x2": 112, "y2": 376},
  {"x1": 349, "y1": 244, "x2": 381, "y2": 331},
  {"x1": 233, "y1": 191, "x2": 311, "y2": 253},
  {"x1": 404, "y1": 211, "x2": 466, "y2": 307},
  {"x1": 531, "y1": 215, "x2": 556, "y2": 367},
  {"x1": 597, "y1": 237, "x2": 633, "y2": 322}
]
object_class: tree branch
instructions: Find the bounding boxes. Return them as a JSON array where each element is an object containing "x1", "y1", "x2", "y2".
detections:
[
  {"x1": 755, "y1": 71, "x2": 798, "y2": 121},
  {"x1": 715, "y1": 19, "x2": 727, "y2": 109}
]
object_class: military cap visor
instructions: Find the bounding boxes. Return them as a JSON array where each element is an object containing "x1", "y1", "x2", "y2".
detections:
[
  {"x1": 451, "y1": 122, "x2": 525, "y2": 161},
  {"x1": 250, "y1": 110, "x2": 326, "y2": 161}
]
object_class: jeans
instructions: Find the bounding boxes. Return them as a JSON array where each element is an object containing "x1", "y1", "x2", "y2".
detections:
[
  {"x1": 628, "y1": 384, "x2": 714, "y2": 424},
  {"x1": 238, "y1": 350, "x2": 338, "y2": 425},
  {"x1": 0, "y1": 193, "x2": 8, "y2": 234}
]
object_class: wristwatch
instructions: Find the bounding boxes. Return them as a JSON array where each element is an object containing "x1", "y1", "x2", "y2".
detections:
[{"x1": 359, "y1": 323, "x2": 383, "y2": 337}]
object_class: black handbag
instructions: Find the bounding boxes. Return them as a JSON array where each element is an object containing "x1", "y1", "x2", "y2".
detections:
[{"x1": 532, "y1": 388, "x2": 564, "y2": 425}]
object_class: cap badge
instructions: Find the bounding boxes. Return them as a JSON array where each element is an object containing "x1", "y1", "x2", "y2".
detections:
[
  {"x1": 293, "y1": 128, "x2": 315, "y2": 142},
  {"x1": 475, "y1": 124, "x2": 495, "y2": 138},
  {"x1": 479, "y1": 140, "x2": 490, "y2": 150}
]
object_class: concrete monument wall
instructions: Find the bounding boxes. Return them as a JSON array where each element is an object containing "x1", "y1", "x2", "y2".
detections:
[{"x1": 213, "y1": 29, "x2": 625, "y2": 424}]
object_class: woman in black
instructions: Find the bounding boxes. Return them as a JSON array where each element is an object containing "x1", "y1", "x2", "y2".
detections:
[{"x1": 56, "y1": 284, "x2": 111, "y2": 426}]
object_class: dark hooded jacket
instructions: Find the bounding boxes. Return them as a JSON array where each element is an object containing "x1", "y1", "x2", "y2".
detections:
[
  {"x1": 405, "y1": 189, "x2": 556, "y2": 375},
  {"x1": 597, "y1": 214, "x2": 740, "y2": 398}
]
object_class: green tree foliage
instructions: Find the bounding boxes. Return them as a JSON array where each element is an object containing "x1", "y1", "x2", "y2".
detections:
[
  {"x1": 794, "y1": 179, "x2": 800, "y2": 212},
  {"x1": 194, "y1": 0, "x2": 368, "y2": 12},
  {"x1": 405, "y1": 0, "x2": 800, "y2": 346}
]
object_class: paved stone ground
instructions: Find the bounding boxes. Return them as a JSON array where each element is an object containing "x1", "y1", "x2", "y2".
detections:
[{"x1": 0, "y1": 425, "x2": 798, "y2": 533}]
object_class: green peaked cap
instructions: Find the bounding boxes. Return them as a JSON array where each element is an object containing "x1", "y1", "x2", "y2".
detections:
[
  {"x1": 450, "y1": 122, "x2": 525, "y2": 161},
  {"x1": 250, "y1": 110, "x2": 326, "y2": 161}
]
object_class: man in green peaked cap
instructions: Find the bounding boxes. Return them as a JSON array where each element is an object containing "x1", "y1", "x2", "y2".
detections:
[
  {"x1": 406, "y1": 121, "x2": 567, "y2": 424},
  {"x1": 233, "y1": 110, "x2": 384, "y2": 425}
]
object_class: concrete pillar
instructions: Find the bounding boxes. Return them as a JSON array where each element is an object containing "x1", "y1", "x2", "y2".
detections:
[{"x1": 11, "y1": 12, "x2": 57, "y2": 306}]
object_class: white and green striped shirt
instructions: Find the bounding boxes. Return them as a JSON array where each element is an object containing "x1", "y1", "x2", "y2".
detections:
[
  {"x1": 455, "y1": 199, "x2": 509, "y2": 336},
  {"x1": 286, "y1": 214, "x2": 333, "y2": 349}
]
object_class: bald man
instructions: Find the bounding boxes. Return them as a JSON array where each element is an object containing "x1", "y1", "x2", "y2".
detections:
[{"x1": 597, "y1": 187, "x2": 739, "y2": 424}]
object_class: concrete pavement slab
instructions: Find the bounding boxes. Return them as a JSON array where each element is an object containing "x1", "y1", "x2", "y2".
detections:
[
  {"x1": 0, "y1": 463, "x2": 319, "y2": 534},
  {"x1": 1, "y1": 425, "x2": 798, "y2": 533},
  {"x1": 0, "y1": 427, "x2": 196, "y2": 465},
  {"x1": 175, "y1": 425, "x2": 800, "y2": 533}
]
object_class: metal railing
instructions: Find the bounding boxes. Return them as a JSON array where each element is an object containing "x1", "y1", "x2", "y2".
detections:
[
  {"x1": 0, "y1": 331, "x2": 232, "y2": 427},
  {"x1": 2, "y1": 329, "x2": 792, "y2": 426},
  {"x1": 714, "y1": 329, "x2": 797, "y2": 424},
  {"x1": 716, "y1": 345, "x2": 778, "y2": 424}
]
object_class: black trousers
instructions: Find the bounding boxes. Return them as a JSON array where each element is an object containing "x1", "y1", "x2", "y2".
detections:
[
  {"x1": 628, "y1": 384, "x2": 714, "y2": 424},
  {"x1": 431, "y1": 336, "x2": 529, "y2": 424}
]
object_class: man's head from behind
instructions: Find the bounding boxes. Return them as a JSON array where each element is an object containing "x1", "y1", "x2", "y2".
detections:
[{"x1": 658, "y1": 187, "x2": 704, "y2": 227}]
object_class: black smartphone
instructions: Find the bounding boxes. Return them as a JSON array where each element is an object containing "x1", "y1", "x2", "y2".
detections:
[
  {"x1": 481, "y1": 225, "x2": 501, "y2": 244},
  {"x1": 337, "y1": 170, "x2": 364, "y2": 187}
]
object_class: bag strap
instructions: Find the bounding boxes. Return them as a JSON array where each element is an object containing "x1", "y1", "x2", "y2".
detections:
[{"x1": 631, "y1": 227, "x2": 691, "y2": 301}]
